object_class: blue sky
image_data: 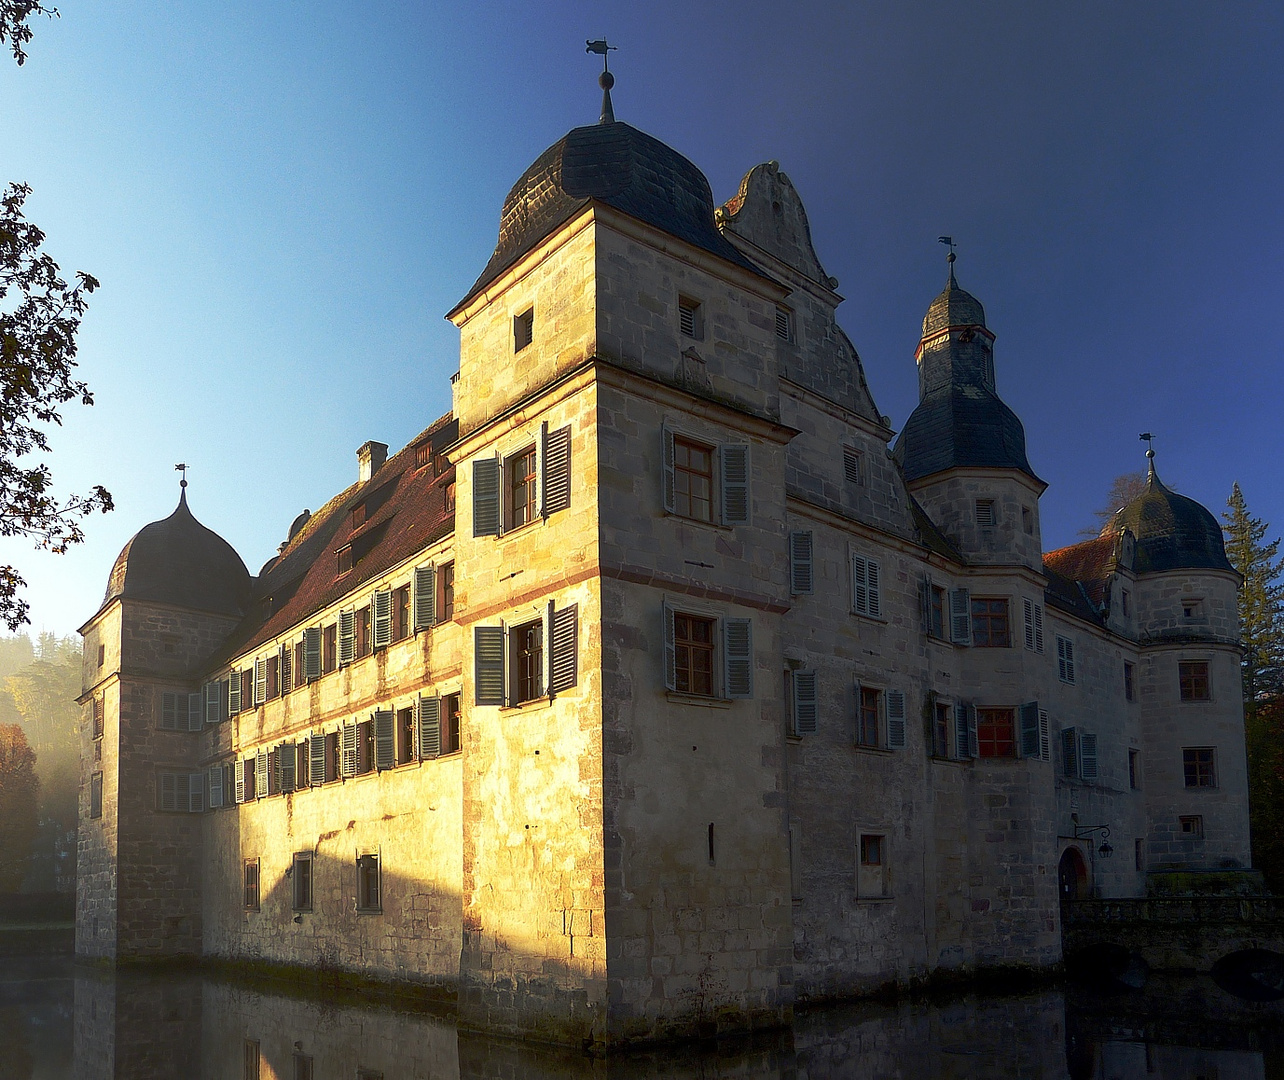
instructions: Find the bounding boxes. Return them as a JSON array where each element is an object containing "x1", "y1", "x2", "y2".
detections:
[{"x1": 2, "y1": 1, "x2": 1282, "y2": 637}]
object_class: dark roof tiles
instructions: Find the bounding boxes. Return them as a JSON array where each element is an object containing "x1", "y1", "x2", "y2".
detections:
[
  {"x1": 895, "y1": 385, "x2": 1037, "y2": 482},
  {"x1": 1104, "y1": 463, "x2": 1232, "y2": 574}
]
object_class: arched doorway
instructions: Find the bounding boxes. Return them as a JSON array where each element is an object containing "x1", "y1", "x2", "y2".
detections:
[{"x1": 1059, "y1": 846, "x2": 1089, "y2": 901}]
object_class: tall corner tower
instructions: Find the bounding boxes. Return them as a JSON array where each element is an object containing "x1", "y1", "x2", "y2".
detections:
[{"x1": 77, "y1": 484, "x2": 251, "y2": 961}]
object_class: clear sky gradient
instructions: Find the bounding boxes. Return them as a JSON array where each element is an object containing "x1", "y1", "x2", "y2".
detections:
[{"x1": 2, "y1": 2, "x2": 1282, "y2": 638}]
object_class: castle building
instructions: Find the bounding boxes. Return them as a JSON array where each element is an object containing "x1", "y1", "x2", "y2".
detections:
[{"x1": 76, "y1": 75, "x2": 1250, "y2": 1048}]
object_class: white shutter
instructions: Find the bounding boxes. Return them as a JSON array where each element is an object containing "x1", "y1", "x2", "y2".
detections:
[
  {"x1": 255, "y1": 749, "x2": 268, "y2": 796},
  {"x1": 160, "y1": 772, "x2": 177, "y2": 811},
  {"x1": 303, "y1": 627, "x2": 322, "y2": 680},
  {"x1": 967, "y1": 705, "x2": 978, "y2": 760},
  {"x1": 662, "y1": 602, "x2": 677, "y2": 691},
  {"x1": 228, "y1": 672, "x2": 242, "y2": 714},
  {"x1": 417, "y1": 696, "x2": 441, "y2": 759},
  {"x1": 723, "y1": 618, "x2": 753, "y2": 698},
  {"x1": 949, "y1": 588, "x2": 972, "y2": 645},
  {"x1": 338, "y1": 610, "x2": 356, "y2": 666},
  {"x1": 374, "y1": 710, "x2": 395, "y2": 770},
  {"x1": 279, "y1": 645, "x2": 292, "y2": 694},
  {"x1": 234, "y1": 760, "x2": 246, "y2": 803},
  {"x1": 474, "y1": 626, "x2": 505, "y2": 706},
  {"x1": 661, "y1": 425, "x2": 676, "y2": 513},
  {"x1": 920, "y1": 578, "x2": 933, "y2": 634},
  {"x1": 161, "y1": 692, "x2": 179, "y2": 731},
  {"x1": 188, "y1": 772, "x2": 205, "y2": 813},
  {"x1": 1023, "y1": 598, "x2": 1036, "y2": 651},
  {"x1": 340, "y1": 724, "x2": 358, "y2": 777},
  {"x1": 413, "y1": 565, "x2": 436, "y2": 630},
  {"x1": 1018, "y1": 701, "x2": 1041, "y2": 758},
  {"x1": 789, "y1": 531, "x2": 814, "y2": 596},
  {"x1": 204, "y1": 682, "x2": 220, "y2": 725},
  {"x1": 720, "y1": 443, "x2": 750, "y2": 526},
  {"x1": 550, "y1": 602, "x2": 578, "y2": 694},
  {"x1": 886, "y1": 689, "x2": 907, "y2": 749},
  {"x1": 253, "y1": 658, "x2": 267, "y2": 705},
  {"x1": 1033, "y1": 603, "x2": 1044, "y2": 653},
  {"x1": 187, "y1": 692, "x2": 203, "y2": 732},
  {"x1": 373, "y1": 590, "x2": 393, "y2": 649},
  {"x1": 472, "y1": 456, "x2": 501, "y2": 537},
  {"x1": 1079, "y1": 732, "x2": 1098, "y2": 781},
  {"x1": 541, "y1": 423, "x2": 572, "y2": 516},
  {"x1": 208, "y1": 765, "x2": 224, "y2": 809},
  {"x1": 792, "y1": 670, "x2": 818, "y2": 735}
]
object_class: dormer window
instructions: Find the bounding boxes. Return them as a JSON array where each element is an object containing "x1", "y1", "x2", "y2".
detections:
[
  {"x1": 337, "y1": 545, "x2": 353, "y2": 576},
  {"x1": 414, "y1": 441, "x2": 432, "y2": 470},
  {"x1": 514, "y1": 307, "x2": 534, "y2": 352}
]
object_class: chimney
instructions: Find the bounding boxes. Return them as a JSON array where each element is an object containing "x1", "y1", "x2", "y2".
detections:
[{"x1": 357, "y1": 441, "x2": 388, "y2": 483}]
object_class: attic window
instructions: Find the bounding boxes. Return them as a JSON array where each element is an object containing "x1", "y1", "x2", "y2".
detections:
[
  {"x1": 414, "y1": 442, "x2": 432, "y2": 470},
  {"x1": 775, "y1": 307, "x2": 792, "y2": 342},
  {"x1": 975, "y1": 499, "x2": 996, "y2": 528},
  {"x1": 843, "y1": 446, "x2": 864, "y2": 486},
  {"x1": 678, "y1": 296, "x2": 701, "y2": 340},
  {"x1": 337, "y1": 545, "x2": 353, "y2": 576},
  {"x1": 514, "y1": 307, "x2": 534, "y2": 352},
  {"x1": 351, "y1": 503, "x2": 366, "y2": 528}
]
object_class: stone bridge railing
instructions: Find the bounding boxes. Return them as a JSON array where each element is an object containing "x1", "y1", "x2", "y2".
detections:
[{"x1": 1062, "y1": 897, "x2": 1284, "y2": 971}]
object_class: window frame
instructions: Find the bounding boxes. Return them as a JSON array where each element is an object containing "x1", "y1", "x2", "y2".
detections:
[
  {"x1": 507, "y1": 444, "x2": 538, "y2": 532},
  {"x1": 244, "y1": 858, "x2": 260, "y2": 911},
  {"x1": 857, "y1": 833, "x2": 890, "y2": 900},
  {"x1": 510, "y1": 617, "x2": 544, "y2": 705},
  {"x1": 1179, "y1": 814, "x2": 1205, "y2": 837},
  {"x1": 976, "y1": 707, "x2": 1016, "y2": 759},
  {"x1": 678, "y1": 295, "x2": 702, "y2": 340},
  {"x1": 857, "y1": 685, "x2": 881, "y2": 749},
  {"x1": 89, "y1": 771, "x2": 103, "y2": 818},
  {"x1": 1124, "y1": 661, "x2": 1136, "y2": 702},
  {"x1": 356, "y1": 852, "x2": 381, "y2": 914},
  {"x1": 975, "y1": 499, "x2": 996, "y2": 528},
  {"x1": 1179, "y1": 660, "x2": 1211, "y2": 702},
  {"x1": 441, "y1": 692, "x2": 462, "y2": 755},
  {"x1": 661, "y1": 602, "x2": 753, "y2": 701},
  {"x1": 292, "y1": 851, "x2": 313, "y2": 912},
  {"x1": 1056, "y1": 635, "x2": 1076, "y2": 684},
  {"x1": 971, "y1": 597, "x2": 1011, "y2": 648},
  {"x1": 438, "y1": 561, "x2": 455, "y2": 621},
  {"x1": 513, "y1": 306, "x2": 534, "y2": 352},
  {"x1": 1183, "y1": 746, "x2": 1217, "y2": 788},
  {"x1": 671, "y1": 434, "x2": 715, "y2": 523}
]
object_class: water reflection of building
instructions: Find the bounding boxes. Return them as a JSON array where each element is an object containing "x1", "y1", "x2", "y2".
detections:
[{"x1": 75, "y1": 64, "x2": 1252, "y2": 1049}]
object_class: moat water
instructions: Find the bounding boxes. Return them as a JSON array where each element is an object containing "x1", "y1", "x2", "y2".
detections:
[{"x1": 3, "y1": 949, "x2": 1284, "y2": 1078}]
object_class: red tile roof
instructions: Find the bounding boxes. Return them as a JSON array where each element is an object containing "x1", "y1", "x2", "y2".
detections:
[{"x1": 1043, "y1": 533, "x2": 1118, "y2": 614}]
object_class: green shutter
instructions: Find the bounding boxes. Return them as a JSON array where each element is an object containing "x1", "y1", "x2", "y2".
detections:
[
  {"x1": 417, "y1": 697, "x2": 441, "y2": 759},
  {"x1": 723, "y1": 618, "x2": 753, "y2": 698},
  {"x1": 374, "y1": 710, "x2": 395, "y2": 770},
  {"x1": 473, "y1": 457, "x2": 501, "y2": 536},
  {"x1": 413, "y1": 565, "x2": 436, "y2": 630},
  {"x1": 475, "y1": 625, "x2": 505, "y2": 706}
]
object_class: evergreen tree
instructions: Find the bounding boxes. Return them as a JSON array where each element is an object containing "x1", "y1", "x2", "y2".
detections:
[
  {"x1": 0, "y1": 722, "x2": 39, "y2": 891},
  {"x1": 1223, "y1": 483, "x2": 1284, "y2": 708}
]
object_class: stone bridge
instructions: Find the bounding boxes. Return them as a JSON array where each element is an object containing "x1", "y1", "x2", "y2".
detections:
[{"x1": 1062, "y1": 897, "x2": 1284, "y2": 973}]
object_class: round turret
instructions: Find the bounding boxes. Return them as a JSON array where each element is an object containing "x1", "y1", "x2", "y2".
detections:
[
  {"x1": 1104, "y1": 457, "x2": 1233, "y2": 574},
  {"x1": 103, "y1": 489, "x2": 252, "y2": 617},
  {"x1": 922, "y1": 265, "x2": 987, "y2": 337}
]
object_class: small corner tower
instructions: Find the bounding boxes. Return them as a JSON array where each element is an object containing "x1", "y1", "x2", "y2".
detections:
[
  {"x1": 77, "y1": 479, "x2": 251, "y2": 961},
  {"x1": 894, "y1": 250, "x2": 1046, "y2": 568}
]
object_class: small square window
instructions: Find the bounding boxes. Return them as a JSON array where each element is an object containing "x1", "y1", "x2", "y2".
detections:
[
  {"x1": 292, "y1": 852, "x2": 313, "y2": 911},
  {"x1": 244, "y1": 858, "x2": 260, "y2": 911},
  {"x1": 843, "y1": 446, "x2": 864, "y2": 486},
  {"x1": 1179, "y1": 660, "x2": 1210, "y2": 702},
  {"x1": 443, "y1": 480, "x2": 456, "y2": 513},
  {"x1": 975, "y1": 499, "x2": 996, "y2": 527},
  {"x1": 351, "y1": 502, "x2": 366, "y2": 529},
  {"x1": 1124, "y1": 661, "x2": 1136, "y2": 702},
  {"x1": 1183, "y1": 747, "x2": 1216, "y2": 788},
  {"x1": 774, "y1": 306, "x2": 792, "y2": 341},
  {"x1": 336, "y1": 545, "x2": 353, "y2": 576},
  {"x1": 1179, "y1": 815, "x2": 1204, "y2": 837},
  {"x1": 1182, "y1": 598, "x2": 1204, "y2": 620},
  {"x1": 97, "y1": 644, "x2": 105, "y2": 667},
  {"x1": 414, "y1": 441, "x2": 432, "y2": 470},
  {"x1": 357, "y1": 852, "x2": 381, "y2": 913},
  {"x1": 678, "y1": 296, "x2": 701, "y2": 339},
  {"x1": 514, "y1": 307, "x2": 534, "y2": 352}
]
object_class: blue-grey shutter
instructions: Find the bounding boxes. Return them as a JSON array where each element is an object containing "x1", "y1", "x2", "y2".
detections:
[
  {"x1": 373, "y1": 590, "x2": 393, "y2": 649},
  {"x1": 417, "y1": 696, "x2": 441, "y2": 759},
  {"x1": 662, "y1": 602, "x2": 676, "y2": 691},
  {"x1": 228, "y1": 672, "x2": 242, "y2": 714},
  {"x1": 1019, "y1": 701, "x2": 1041, "y2": 758},
  {"x1": 920, "y1": 578, "x2": 932, "y2": 634},
  {"x1": 161, "y1": 692, "x2": 179, "y2": 730},
  {"x1": 188, "y1": 692, "x2": 203, "y2": 732},
  {"x1": 160, "y1": 772, "x2": 177, "y2": 811},
  {"x1": 661, "y1": 426, "x2": 676, "y2": 513},
  {"x1": 204, "y1": 682, "x2": 220, "y2": 725},
  {"x1": 866, "y1": 560, "x2": 882, "y2": 618},
  {"x1": 188, "y1": 772, "x2": 205, "y2": 813},
  {"x1": 541, "y1": 423, "x2": 572, "y2": 517},
  {"x1": 792, "y1": 670, "x2": 818, "y2": 735},
  {"x1": 950, "y1": 588, "x2": 972, "y2": 645},
  {"x1": 550, "y1": 603, "x2": 578, "y2": 694},
  {"x1": 303, "y1": 627, "x2": 322, "y2": 680},
  {"x1": 1058, "y1": 637, "x2": 1076, "y2": 683},
  {"x1": 279, "y1": 645, "x2": 292, "y2": 693},
  {"x1": 1039, "y1": 709, "x2": 1051, "y2": 761},
  {"x1": 475, "y1": 626, "x2": 505, "y2": 706},
  {"x1": 340, "y1": 724, "x2": 358, "y2": 777},
  {"x1": 955, "y1": 703, "x2": 974, "y2": 759},
  {"x1": 1024, "y1": 598, "x2": 1044, "y2": 653},
  {"x1": 1062, "y1": 727, "x2": 1079, "y2": 778},
  {"x1": 374, "y1": 710, "x2": 395, "y2": 770},
  {"x1": 279, "y1": 742, "x2": 296, "y2": 793},
  {"x1": 338, "y1": 610, "x2": 356, "y2": 666},
  {"x1": 886, "y1": 689, "x2": 907, "y2": 749},
  {"x1": 208, "y1": 765, "x2": 224, "y2": 808},
  {"x1": 309, "y1": 734, "x2": 326, "y2": 786},
  {"x1": 1079, "y1": 732, "x2": 1098, "y2": 781},
  {"x1": 255, "y1": 749, "x2": 269, "y2": 796},
  {"x1": 851, "y1": 553, "x2": 869, "y2": 615},
  {"x1": 413, "y1": 565, "x2": 436, "y2": 630},
  {"x1": 720, "y1": 443, "x2": 750, "y2": 526},
  {"x1": 723, "y1": 618, "x2": 753, "y2": 698},
  {"x1": 473, "y1": 456, "x2": 501, "y2": 536},
  {"x1": 789, "y1": 531, "x2": 814, "y2": 595}
]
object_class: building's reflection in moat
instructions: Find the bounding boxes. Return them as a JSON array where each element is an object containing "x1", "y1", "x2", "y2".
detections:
[{"x1": 3, "y1": 954, "x2": 1280, "y2": 1078}]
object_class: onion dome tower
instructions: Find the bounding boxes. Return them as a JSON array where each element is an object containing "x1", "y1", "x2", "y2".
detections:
[{"x1": 78, "y1": 479, "x2": 251, "y2": 963}]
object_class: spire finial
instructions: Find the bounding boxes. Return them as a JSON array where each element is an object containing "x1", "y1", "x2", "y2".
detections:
[
  {"x1": 1139, "y1": 432, "x2": 1157, "y2": 480},
  {"x1": 174, "y1": 462, "x2": 188, "y2": 490},
  {"x1": 938, "y1": 236, "x2": 958, "y2": 287},
  {"x1": 586, "y1": 38, "x2": 617, "y2": 124}
]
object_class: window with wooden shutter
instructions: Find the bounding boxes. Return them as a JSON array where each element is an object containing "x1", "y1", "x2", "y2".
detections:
[
  {"x1": 843, "y1": 446, "x2": 864, "y2": 485},
  {"x1": 662, "y1": 602, "x2": 677, "y2": 691},
  {"x1": 949, "y1": 588, "x2": 972, "y2": 645},
  {"x1": 720, "y1": 443, "x2": 750, "y2": 526},
  {"x1": 296, "y1": 739, "x2": 310, "y2": 788},
  {"x1": 417, "y1": 696, "x2": 441, "y2": 759},
  {"x1": 338, "y1": 609, "x2": 356, "y2": 666},
  {"x1": 253, "y1": 658, "x2": 267, "y2": 706},
  {"x1": 1057, "y1": 636, "x2": 1076, "y2": 684},
  {"x1": 278, "y1": 742, "x2": 296, "y2": 793},
  {"x1": 1079, "y1": 732, "x2": 1098, "y2": 781},
  {"x1": 678, "y1": 296, "x2": 700, "y2": 339},
  {"x1": 792, "y1": 670, "x2": 818, "y2": 735},
  {"x1": 1023, "y1": 598, "x2": 1044, "y2": 653},
  {"x1": 279, "y1": 646, "x2": 292, "y2": 694},
  {"x1": 228, "y1": 670, "x2": 242, "y2": 713},
  {"x1": 303, "y1": 627, "x2": 322, "y2": 680},
  {"x1": 204, "y1": 682, "x2": 220, "y2": 725},
  {"x1": 774, "y1": 306, "x2": 792, "y2": 341},
  {"x1": 234, "y1": 760, "x2": 247, "y2": 803},
  {"x1": 550, "y1": 602, "x2": 578, "y2": 694},
  {"x1": 1061, "y1": 727, "x2": 1078, "y2": 778},
  {"x1": 309, "y1": 734, "x2": 327, "y2": 786},
  {"x1": 540, "y1": 422, "x2": 572, "y2": 517},
  {"x1": 208, "y1": 765, "x2": 224, "y2": 808},
  {"x1": 474, "y1": 625, "x2": 505, "y2": 706},
  {"x1": 373, "y1": 590, "x2": 393, "y2": 649},
  {"x1": 413, "y1": 565, "x2": 436, "y2": 630},
  {"x1": 240, "y1": 668, "x2": 253, "y2": 708},
  {"x1": 255, "y1": 749, "x2": 268, "y2": 797},
  {"x1": 954, "y1": 702, "x2": 976, "y2": 759},
  {"x1": 340, "y1": 724, "x2": 358, "y2": 777},
  {"x1": 374, "y1": 710, "x2": 395, "y2": 770},
  {"x1": 188, "y1": 772, "x2": 205, "y2": 812},
  {"x1": 851, "y1": 553, "x2": 881, "y2": 618},
  {"x1": 473, "y1": 456, "x2": 501, "y2": 537},
  {"x1": 1039, "y1": 709, "x2": 1051, "y2": 762},
  {"x1": 160, "y1": 691, "x2": 180, "y2": 731},
  {"x1": 1018, "y1": 701, "x2": 1041, "y2": 758},
  {"x1": 723, "y1": 617, "x2": 753, "y2": 699},
  {"x1": 886, "y1": 690, "x2": 907, "y2": 749},
  {"x1": 789, "y1": 531, "x2": 814, "y2": 595},
  {"x1": 661, "y1": 426, "x2": 676, "y2": 514},
  {"x1": 187, "y1": 692, "x2": 203, "y2": 732}
]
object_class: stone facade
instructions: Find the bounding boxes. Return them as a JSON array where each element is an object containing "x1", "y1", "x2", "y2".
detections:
[{"x1": 77, "y1": 103, "x2": 1252, "y2": 1048}]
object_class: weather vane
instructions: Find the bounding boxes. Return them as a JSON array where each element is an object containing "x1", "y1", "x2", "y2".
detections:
[
  {"x1": 175, "y1": 462, "x2": 188, "y2": 489},
  {"x1": 586, "y1": 39, "x2": 618, "y2": 124},
  {"x1": 1139, "y1": 432, "x2": 1155, "y2": 459},
  {"x1": 938, "y1": 235, "x2": 957, "y2": 266}
]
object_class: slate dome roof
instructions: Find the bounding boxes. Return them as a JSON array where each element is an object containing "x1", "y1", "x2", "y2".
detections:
[
  {"x1": 896, "y1": 384, "x2": 1035, "y2": 482},
  {"x1": 103, "y1": 490, "x2": 252, "y2": 617},
  {"x1": 1103, "y1": 459, "x2": 1233, "y2": 574},
  {"x1": 922, "y1": 267, "x2": 987, "y2": 337},
  {"x1": 454, "y1": 119, "x2": 762, "y2": 313}
]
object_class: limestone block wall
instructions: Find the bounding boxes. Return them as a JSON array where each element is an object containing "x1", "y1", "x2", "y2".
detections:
[
  {"x1": 909, "y1": 471, "x2": 1045, "y2": 570},
  {"x1": 452, "y1": 377, "x2": 607, "y2": 1043}
]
